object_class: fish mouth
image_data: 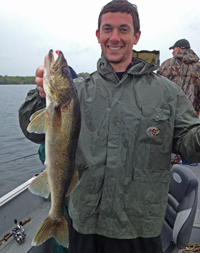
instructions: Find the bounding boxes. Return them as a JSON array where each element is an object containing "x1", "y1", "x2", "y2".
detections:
[
  {"x1": 48, "y1": 49, "x2": 55, "y2": 65},
  {"x1": 44, "y1": 50, "x2": 68, "y2": 75},
  {"x1": 44, "y1": 50, "x2": 54, "y2": 70},
  {"x1": 43, "y1": 50, "x2": 71, "y2": 97},
  {"x1": 44, "y1": 50, "x2": 54, "y2": 80}
]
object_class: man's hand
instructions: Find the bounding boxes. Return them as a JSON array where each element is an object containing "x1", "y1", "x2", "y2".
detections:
[{"x1": 35, "y1": 65, "x2": 46, "y2": 98}]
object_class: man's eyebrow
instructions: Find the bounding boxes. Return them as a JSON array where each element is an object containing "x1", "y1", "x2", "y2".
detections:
[
  {"x1": 102, "y1": 24, "x2": 112, "y2": 28},
  {"x1": 102, "y1": 24, "x2": 131, "y2": 29},
  {"x1": 120, "y1": 24, "x2": 131, "y2": 29}
]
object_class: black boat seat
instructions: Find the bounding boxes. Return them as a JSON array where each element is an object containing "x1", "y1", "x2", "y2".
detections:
[{"x1": 161, "y1": 164, "x2": 199, "y2": 253}]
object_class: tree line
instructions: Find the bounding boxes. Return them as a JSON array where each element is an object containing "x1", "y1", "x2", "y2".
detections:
[
  {"x1": 0, "y1": 75, "x2": 35, "y2": 84},
  {"x1": 0, "y1": 72, "x2": 90, "y2": 84}
]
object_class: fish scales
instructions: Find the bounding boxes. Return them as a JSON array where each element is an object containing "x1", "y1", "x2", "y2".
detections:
[{"x1": 27, "y1": 49, "x2": 81, "y2": 247}]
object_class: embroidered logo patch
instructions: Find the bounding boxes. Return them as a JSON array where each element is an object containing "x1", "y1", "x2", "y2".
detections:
[{"x1": 147, "y1": 127, "x2": 159, "y2": 137}]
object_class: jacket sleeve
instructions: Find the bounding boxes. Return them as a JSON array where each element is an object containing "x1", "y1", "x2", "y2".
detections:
[
  {"x1": 172, "y1": 85, "x2": 200, "y2": 162},
  {"x1": 18, "y1": 88, "x2": 46, "y2": 144},
  {"x1": 157, "y1": 58, "x2": 171, "y2": 76}
]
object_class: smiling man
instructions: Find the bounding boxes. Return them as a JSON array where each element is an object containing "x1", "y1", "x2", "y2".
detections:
[
  {"x1": 19, "y1": 1, "x2": 200, "y2": 253},
  {"x1": 96, "y1": 11, "x2": 140, "y2": 72}
]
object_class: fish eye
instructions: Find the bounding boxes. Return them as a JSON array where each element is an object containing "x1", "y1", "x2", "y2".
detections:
[{"x1": 62, "y1": 67, "x2": 69, "y2": 75}]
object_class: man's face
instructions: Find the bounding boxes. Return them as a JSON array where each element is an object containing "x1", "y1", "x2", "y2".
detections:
[
  {"x1": 96, "y1": 12, "x2": 141, "y2": 72},
  {"x1": 172, "y1": 47, "x2": 180, "y2": 57}
]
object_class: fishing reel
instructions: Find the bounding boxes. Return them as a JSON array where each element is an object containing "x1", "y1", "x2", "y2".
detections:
[
  {"x1": 0, "y1": 217, "x2": 30, "y2": 246},
  {"x1": 12, "y1": 219, "x2": 26, "y2": 243}
]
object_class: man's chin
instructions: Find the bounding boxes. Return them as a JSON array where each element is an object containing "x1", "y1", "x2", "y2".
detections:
[{"x1": 107, "y1": 57, "x2": 124, "y2": 64}]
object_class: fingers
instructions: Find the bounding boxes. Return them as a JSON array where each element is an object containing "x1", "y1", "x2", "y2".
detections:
[
  {"x1": 37, "y1": 83, "x2": 46, "y2": 98},
  {"x1": 35, "y1": 65, "x2": 44, "y2": 78},
  {"x1": 35, "y1": 65, "x2": 46, "y2": 98}
]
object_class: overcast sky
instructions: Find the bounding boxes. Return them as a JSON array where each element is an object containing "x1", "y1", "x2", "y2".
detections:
[{"x1": 0, "y1": 0, "x2": 200, "y2": 76}]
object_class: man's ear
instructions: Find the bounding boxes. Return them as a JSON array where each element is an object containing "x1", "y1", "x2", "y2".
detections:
[
  {"x1": 177, "y1": 47, "x2": 181, "y2": 54},
  {"x1": 133, "y1": 30, "x2": 141, "y2": 45},
  {"x1": 96, "y1": 29, "x2": 100, "y2": 43}
]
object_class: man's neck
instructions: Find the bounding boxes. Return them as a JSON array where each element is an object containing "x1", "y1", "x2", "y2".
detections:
[
  {"x1": 115, "y1": 60, "x2": 141, "y2": 80},
  {"x1": 109, "y1": 61, "x2": 131, "y2": 73}
]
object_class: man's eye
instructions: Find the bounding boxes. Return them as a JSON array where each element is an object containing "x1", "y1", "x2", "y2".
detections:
[
  {"x1": 120, "y1": 28, "x2": 128, "y2": 33},
  {"x1": 103, "y1": 27, "x2": 111, "y2": 32}
]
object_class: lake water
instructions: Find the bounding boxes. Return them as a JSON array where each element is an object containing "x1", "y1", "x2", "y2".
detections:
[{"x1": 0, "y1": 85, "x2": 44, "y2": 197}]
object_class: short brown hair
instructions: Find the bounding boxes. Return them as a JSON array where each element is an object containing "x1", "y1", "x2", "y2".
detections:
[{"x1": 98, "y1": 0, "x2": 140, "y2": 35}]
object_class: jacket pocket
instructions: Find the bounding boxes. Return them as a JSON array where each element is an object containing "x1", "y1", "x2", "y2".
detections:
[
  {"x1": 124, "y1": 169, "x2": 171, "y2": 211},
  {"x1": 137, "y1": 106, "x2": 171, "y2": 146},
  {"x1": 71, "y1": 165, "x2": 104, "y2": 209},
  {"x1": 133, "y1": 168, "x2": 171, "y2": 183}
]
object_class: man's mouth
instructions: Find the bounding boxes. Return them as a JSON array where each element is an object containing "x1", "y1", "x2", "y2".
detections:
[{"x1": 108, "y1": 46, "x2": 122, "y2": 51}]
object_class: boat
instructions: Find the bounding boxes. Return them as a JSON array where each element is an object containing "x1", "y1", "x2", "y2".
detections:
[
  {"x1": 0, "y1": 164, "x2": 199, "y2": 253},
  {"x1": 0, "y1": 176, "x2": 53, "y2": 253}
]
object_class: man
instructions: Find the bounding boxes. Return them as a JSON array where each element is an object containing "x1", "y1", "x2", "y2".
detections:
[
  {"x1": 157, "y1": 39, "x2": 200, "y2": 116},
  {"x1": 19, "y1": 1, "x2": 200, "y2": 253}
]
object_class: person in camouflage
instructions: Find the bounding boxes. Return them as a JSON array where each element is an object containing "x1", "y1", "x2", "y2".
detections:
[
  {"x1": 157, "y1": 39, "x2": 200, "y2": 116},
  {"x1": 158, "y1": 39, "x2": 200, "y2": 166}
]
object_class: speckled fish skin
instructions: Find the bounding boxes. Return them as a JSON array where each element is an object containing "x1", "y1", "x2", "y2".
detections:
[{"x1": 27, "y1": 50, "x2": 81, "y2": 247}]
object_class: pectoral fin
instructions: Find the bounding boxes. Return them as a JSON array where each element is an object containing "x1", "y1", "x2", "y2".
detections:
[
  {"x1": 28, "y1": 170, "x2": 50, "y2": 198},
  {"x1": 27, "y1": 108, "x2": 48, "y2": 134},
  {"x1": 30, "y1": 108, "x2": 46, "y2": 121},
  {"x1": 66, "y1": 165, "x2": 79, "y2": 196}
]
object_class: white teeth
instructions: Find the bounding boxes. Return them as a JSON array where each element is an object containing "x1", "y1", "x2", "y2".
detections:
[{"x1": 109, "y1": 47, "x2": 121, "y2": 50}]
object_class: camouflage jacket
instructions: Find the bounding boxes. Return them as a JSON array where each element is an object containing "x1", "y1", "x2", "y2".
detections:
[{"x1": 157, "y1": 49, "x2": 200, "y2": 112}]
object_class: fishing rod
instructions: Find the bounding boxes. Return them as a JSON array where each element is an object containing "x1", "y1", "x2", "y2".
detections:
[
  {"x1": 0, "y1": 153, "x2": 38, "y2": 165},
  {"x1": 0, "y1": 217, "x2": 31, "y2": 246}
]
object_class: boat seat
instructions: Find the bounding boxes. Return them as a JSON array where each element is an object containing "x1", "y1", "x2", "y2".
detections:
[{"x1": 161, "y1": 164, "x2": 199, "y2": 253}]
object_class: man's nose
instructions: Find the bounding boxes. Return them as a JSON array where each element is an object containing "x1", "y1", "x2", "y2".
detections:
[{"x1": 110, "y1": 29, "x2": 120, "y2": 42}]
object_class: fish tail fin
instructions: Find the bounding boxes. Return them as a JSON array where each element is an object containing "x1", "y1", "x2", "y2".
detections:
[{"x1": 32, "y1": 214, "x2": 69, "y2": 248}]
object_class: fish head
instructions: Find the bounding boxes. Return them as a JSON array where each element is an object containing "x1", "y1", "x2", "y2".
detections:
[{"x1": 43, "y1": 49, "x2": 74, "y2": 105}]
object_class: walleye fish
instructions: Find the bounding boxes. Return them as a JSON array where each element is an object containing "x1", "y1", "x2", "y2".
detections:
[{"x1": 27, "y1": 49, "x2": 81, "y2": 247}]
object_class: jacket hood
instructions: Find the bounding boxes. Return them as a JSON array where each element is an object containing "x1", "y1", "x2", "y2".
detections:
[
  {"x1": 175, "y1": 49, "x2": 199, "y2": 63},
  {"x1": 97, "y1": 49, "x2": 160, "y2": 76}
]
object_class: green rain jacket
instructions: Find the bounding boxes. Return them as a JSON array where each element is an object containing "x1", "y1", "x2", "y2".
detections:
[{"x1": 19, "y1": 50, "x2": 200, "y2": 239}]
